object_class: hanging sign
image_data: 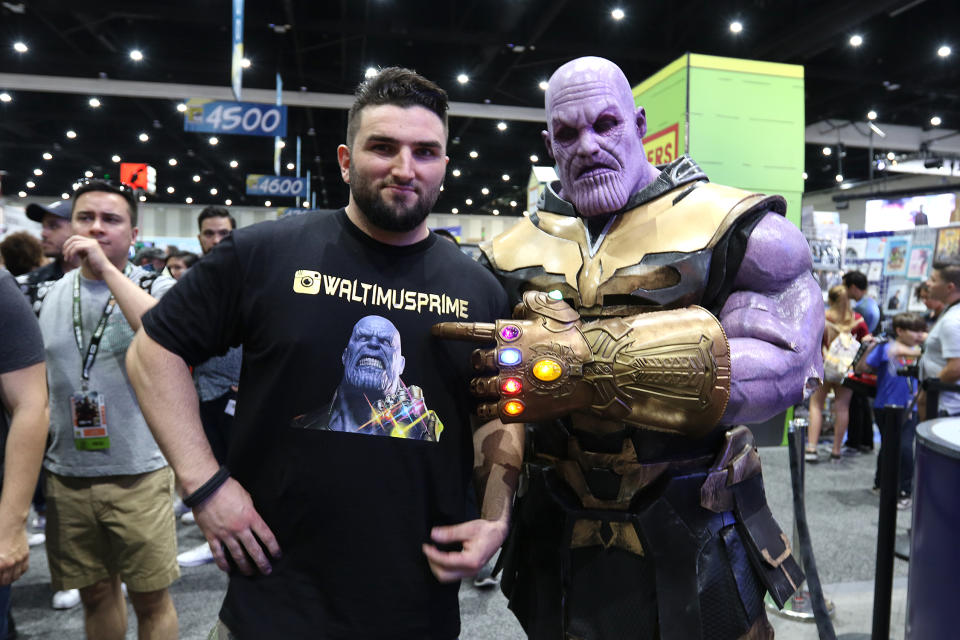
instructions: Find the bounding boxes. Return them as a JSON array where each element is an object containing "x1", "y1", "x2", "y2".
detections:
[
  {"x1": 231, "y1": 0, "x2": 244, "y2": 100},
  {"x1": 246, "y1": 175, "x2": 307, "y2": 197},
  {"x1": 184, "y1": 99, "x2": 287, "y2": 137}
]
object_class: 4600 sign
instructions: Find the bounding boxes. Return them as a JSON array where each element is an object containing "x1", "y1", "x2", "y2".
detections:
[{"x1": 246, "y1": 175, "x2": 308, "y2": 197}]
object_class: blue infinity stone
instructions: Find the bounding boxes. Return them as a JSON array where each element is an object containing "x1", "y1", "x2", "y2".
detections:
[
  {"x1": 547, "y1": 289, "x2": 563, "y2": 301},
  {"x1": 499, "y1": 348, "x2": 522, "y2": 366}
]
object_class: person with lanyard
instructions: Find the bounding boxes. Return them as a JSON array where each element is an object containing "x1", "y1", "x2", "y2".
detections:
[
  {"x1": 919, "y1": 262, "x2": 960, "y2": 419},
  {"x1": 36, "y1": 180, "x2": 179, "y2": 640}
]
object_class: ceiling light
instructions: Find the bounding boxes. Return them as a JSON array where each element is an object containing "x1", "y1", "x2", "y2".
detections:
[
  {"x1": 835, "y1": 174, "x2": 844, "y2": 183},
  {"x1": 801, "y1": 172, "x2": 808, "y2": 180},
  {"x1": 877, "y1": 161, "x2": 886, "y2": 171},
  {"x1": 822, "y1": 146, "x2": 832, "y2": 156},
  {"x1": 0, "y1": 92, "x2": 11, "y2": 103},
  {"x1": 867, "y1": 110, "x2": 877, "y2": 120},
  {"x1": 17, "y1": 191, "x2": 26, "y2": 198},
  {"x1": 492, "y1": 209, "x2": 500, "y2": 215},
  {"x1": 729, "y1": 21, "x2": 743, "y2": 34},
  {"x1": 277, "y1": 140, "x2": 286, "y2": 148},
  {"x1": 451, "y1": 208, "x2": 459, "y2": 214},
  {"x1": 849, "y1": 34, "x2": 863, "y2": 47},
  {"x1": 229, "y1": 160, "x2": 239, "y2": 168},
  {"x1": 185, "y1": 197, "x2": 193, "y2": 204},
  {"x1": 931, "y1": 116, "x2": 942, "y2": 126},
  {"x1": 264, "y1": 200, "x2": 271, "y2": 207},
  {"x1": 167, "y1": 186, "x2": 175, "y2": 194},
  {"x1": 209, "y1": 136, "x2": 219, "y2": 145},
  {"x1": 193, "y1": 175, "x2": 201, "y2": 182},
  {"x1": 42, "y1": 152, "x2": 52, "y2": 160},
  {"x1": 469, "y1": 150, "x2": 478, "y2": 159},
  {"x1": 611, "y1": 8, "x2": 625, "y2": 20},
  {"x1": 61, "y1": 193, "x2": 70, "y2": 200},
  {"x1": 176, "y1": 103, "x2": 187, "y2": 112},
  {"x1": 439, "y1": 185, "x2": 444, "y2": 191},
  {"x1": 210, "y1": 188, "x2": 218, "y2": 195},
  {"x1": 451, "y1": 168, "x2": 461, "y2": 177},
  {"x1": 112, "y1": 154, "x2": 121, "y2": 163},
  {"x1": 13, "y1": 42, "x2": 27, "y2": 53},
  {"x1": 364, "y1": 67, "x2": 378, "y2": 79},
  {"x1": 129, "y1": 49, "x2": 143, "y2": 61},
  {"x1": 225, "y1": 199, "x2": 232, "y2": 206},
  {"x1": 538, "y1": 81, "x2": 549, "y2": 92},
  {"x1": 497, "y1": 121, "x2": 507, "y2": 131},
  {"x1": 139, "y1": 195, "x2": 147, "y2": 202},
  {"x1": 139, "y1": 132, "x2": 149, "y2": 142},
  {"x1": 501, "y1": 174, "x2": 510, "y2": 181},
  {"x1": 72, "y1": 182, "x2": 81, "y2": 191},
  {"x1": 530, "y1": 154, "x2": 539, "y2": 162},
  {"x1": 66, "y1": 130, "x2": 77, "y2": 139},
  {"x1": 286, "y1": 162, "x2": 295, "y2": 170},
  {"x1": 465, "y1": 198, "x2": 473, "y2": 205},
  {"x1": 168, "y1": 158, "x2": 177, "y2": 166},
  {"x1": 510, "y1": 200, "x2": 517, "y2": 207},
  {"x1": 938, "y1": 45, "x2": 951, "y2": 57},
  {"x1": 457, "y1": 73, "x2": 469, "y2": 84},
  {"x1": 241, "y1": 57, "x2": 251, "y2": 68},
  {"x1": 887, "y1": 151, "x2": 896, "y2": 160},
  {"x1": 481, "y1": 187, "x2": 490, "y2": 195},
  {"x1": 84, "y1": 170, "x2": 93, "y2": 178},
  {"x1": 33, "y1": 168, "x2": 42, "y2": 176},
  {"x1": 26, "y1": 181, "x2": 35, "y2": 188},
  {"x1": 88, "y1": 97, "x2": 101, "y2": 108}
]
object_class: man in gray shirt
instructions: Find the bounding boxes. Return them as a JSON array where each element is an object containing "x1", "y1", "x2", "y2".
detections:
[
  {"x1": 37, "y1": 180, "x2": 179, "y2": 639},
  {"x1": 919, "y1": 262, "x2": 960, "y2": 417}
]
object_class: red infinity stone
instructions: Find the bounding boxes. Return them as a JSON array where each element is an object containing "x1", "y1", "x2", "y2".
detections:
[{"x1": 501, "y1": 377, "x2": 522, "y2": 394}]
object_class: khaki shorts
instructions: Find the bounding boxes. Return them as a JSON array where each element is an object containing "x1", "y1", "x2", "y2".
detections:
[{"x1": 45, "y1": 467, "x2": 180, "y2": 592}]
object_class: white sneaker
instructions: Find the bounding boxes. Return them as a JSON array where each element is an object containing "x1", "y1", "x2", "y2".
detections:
[
  {"x1": 177, "y1": 542, "x2": 214, "y2": 567},
  {"x1": 27, "y1": 531, "x2": 46, "y2": 547},
  {"x1": 52, "y1": 589, "x2": 80, "y2": 609},
  {"x1": 172, "y1": 497, "x2": 190, "y2": 518},
  {"x1": 180, "y1": 511, "x2": 196, "y2": 525}
]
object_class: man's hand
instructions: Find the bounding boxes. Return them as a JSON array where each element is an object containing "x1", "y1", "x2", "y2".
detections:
[
  {"x1": 421, "y1": 518, "x2": 508, "y2": 583},
  {"x1": 62, "y1": 235, "x2": 115, "y2": 279},
  {"x1": 0, "y1": 523, "x2": 29, "y2": 586},
  {"x1": 192, "y1": 478, "x2": 281, "y2": 576}
]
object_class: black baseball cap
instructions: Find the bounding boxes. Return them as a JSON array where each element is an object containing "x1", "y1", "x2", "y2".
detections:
[{"x1": 26, "y1": 199, "x2": 71, "y2": 223}]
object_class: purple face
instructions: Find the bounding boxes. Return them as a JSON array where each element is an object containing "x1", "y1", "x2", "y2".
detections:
[
  {"x1": 342, "y1": 315, "x2": 405, "y2": 396},
  {"x1": 543, "y1": 57, "x2": 655, "y2": 217}
]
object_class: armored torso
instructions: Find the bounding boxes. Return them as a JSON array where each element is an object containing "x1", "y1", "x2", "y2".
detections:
[{"x1": 481, "y1": 157, "x2": 785, "y2": 318}]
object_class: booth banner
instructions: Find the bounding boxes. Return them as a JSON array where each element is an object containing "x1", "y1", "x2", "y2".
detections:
[
  {"x1": 643, "y1": 123, "x2": 680, "y2": 166},
  {"x1": 184, "y1": 99, "x2": 287, "y2": 137},
  {"x1": 246, "y1": 174, "x2": 307, "y2": 197}
]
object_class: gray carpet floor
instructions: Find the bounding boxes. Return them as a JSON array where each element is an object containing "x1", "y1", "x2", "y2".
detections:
[{"x1": 9, "y1": 439, "x2": 914, "y2": 639}]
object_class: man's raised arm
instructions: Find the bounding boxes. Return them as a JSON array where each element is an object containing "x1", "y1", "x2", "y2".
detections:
[{"x1": 126, "y1": 329, "x2": 280, "y2": 575}]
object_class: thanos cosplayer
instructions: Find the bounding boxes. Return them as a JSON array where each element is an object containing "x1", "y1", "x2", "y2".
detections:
[{"x1": 434, "y1": 57, "x2": 823, "y2": 639}]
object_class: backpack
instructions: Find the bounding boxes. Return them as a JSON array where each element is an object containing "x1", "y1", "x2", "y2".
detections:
[{"x1": 823, "y1": 325, "x2": 860, "y2": 383}]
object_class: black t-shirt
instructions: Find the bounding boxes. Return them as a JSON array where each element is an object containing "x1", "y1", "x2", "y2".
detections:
[
  {"x1": 142, "y1": 210, "x2": 508, "y2": 639},
  {"x1": 0, "y1": 269, "x2": 45, "y2": 478}
]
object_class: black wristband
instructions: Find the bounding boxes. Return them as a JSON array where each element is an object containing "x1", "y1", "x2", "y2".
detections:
[{"x1": 183, "y1": 466, "x2": 231, "y2": 509}]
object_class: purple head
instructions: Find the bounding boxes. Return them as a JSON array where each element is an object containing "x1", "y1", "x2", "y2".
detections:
[{"x1": 542, "y1": 57, "x2": 659, "y2": 217}]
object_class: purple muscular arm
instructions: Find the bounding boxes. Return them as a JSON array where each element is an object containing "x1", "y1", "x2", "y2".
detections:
[{"x1": 719, "y1": 212, "x2": 824, "y2": 424}]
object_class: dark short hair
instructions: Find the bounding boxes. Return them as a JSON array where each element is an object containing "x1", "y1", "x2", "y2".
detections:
[
  {"x1": 892, "y1": 312, "x2": 926, "y2": 333},
  {"x1": 933, "y1": 261, "x2": 960, "y2": 288},
  {"x1": 915, "y1": 282, "x2": 929, "y2": 300},
  {"x1": 843, "y1": 270, "x2": 868, "y2": 290},
  {"x1": 0, "y1": 231, "x2": 44, "y2": 276},
  {"x1": 166, "y1": 250, "x2": 199, "y2": 269},
  {"x1": 345, "y1": 67, "x2": 448, "y2": 148},
  {"x1": 432, "y1": 228, "x2": 460, "y2": 246},
  {"x1": 73, "y1": 180, "x2": 138, "y2": 226},
  {"x1": 197, "y1": 205, "x2": 236, "y2": 231}
]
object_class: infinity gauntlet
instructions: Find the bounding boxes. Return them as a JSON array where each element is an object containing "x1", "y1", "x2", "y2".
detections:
[{"x1": 433, "y1": 291, "x2": 730, "y2": 437}]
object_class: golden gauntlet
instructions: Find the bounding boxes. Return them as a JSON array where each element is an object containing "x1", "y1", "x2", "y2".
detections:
[{"x1": 432, "y1": 291, "x2": 731, "y2": 437}]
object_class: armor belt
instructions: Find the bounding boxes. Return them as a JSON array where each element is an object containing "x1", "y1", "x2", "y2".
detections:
[{"x1": 508, "y1": 426, "x2": 803, "y2": 640}]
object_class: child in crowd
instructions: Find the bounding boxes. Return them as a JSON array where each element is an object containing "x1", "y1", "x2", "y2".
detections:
[{"x1": 860, "y1": 312, "x2": 925, "y2": 510}]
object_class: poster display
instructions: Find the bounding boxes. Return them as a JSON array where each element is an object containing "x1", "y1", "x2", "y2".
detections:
[
  {"x1": 936, "y1": 227, "x2": 960, "y2": 264},
  {"x1": 884, "y1": 236, "x2": 910, "y2": 276},
  {"x1": 907, "y1": 247, "x2": 933, "y2": 279}
]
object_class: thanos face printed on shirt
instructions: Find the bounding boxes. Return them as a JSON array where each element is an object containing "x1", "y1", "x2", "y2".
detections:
[{"x1": 290, "y1": 315, "x2": 444, "y2": 441}]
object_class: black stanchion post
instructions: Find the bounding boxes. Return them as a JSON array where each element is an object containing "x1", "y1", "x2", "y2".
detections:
[{"x1": 872, "y1": 405, "x2": 903, "y2": 640}]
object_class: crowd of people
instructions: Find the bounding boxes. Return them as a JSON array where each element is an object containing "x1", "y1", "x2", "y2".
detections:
[{"x1": 806, "y1": 266, "x2": 960, "y2": 512}]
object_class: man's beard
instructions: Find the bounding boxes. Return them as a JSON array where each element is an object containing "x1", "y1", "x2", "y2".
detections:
[
  {"x1": 349, "y1": 165, "x2": 439, "y2": 232},
  {"x1": 567, "y1": 171, "x2": 630, "y2": 217}
]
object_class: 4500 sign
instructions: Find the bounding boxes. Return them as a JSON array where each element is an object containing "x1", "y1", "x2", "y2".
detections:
[{"x1": 184, "y1": 100, "x2": 287, "y2": 138}]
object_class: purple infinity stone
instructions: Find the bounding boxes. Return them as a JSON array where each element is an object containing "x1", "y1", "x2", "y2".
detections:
[
  {"x1": 498, "y1": 348, "x2": 522, "y2": 366},
  {"x1": 500, "y1": 324, "x2": 521, "y2": 341}
]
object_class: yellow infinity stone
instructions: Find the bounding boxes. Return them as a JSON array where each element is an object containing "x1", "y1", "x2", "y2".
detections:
[{"x1": 532, "y1": 358, "x2": 563, "y2": 381}]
